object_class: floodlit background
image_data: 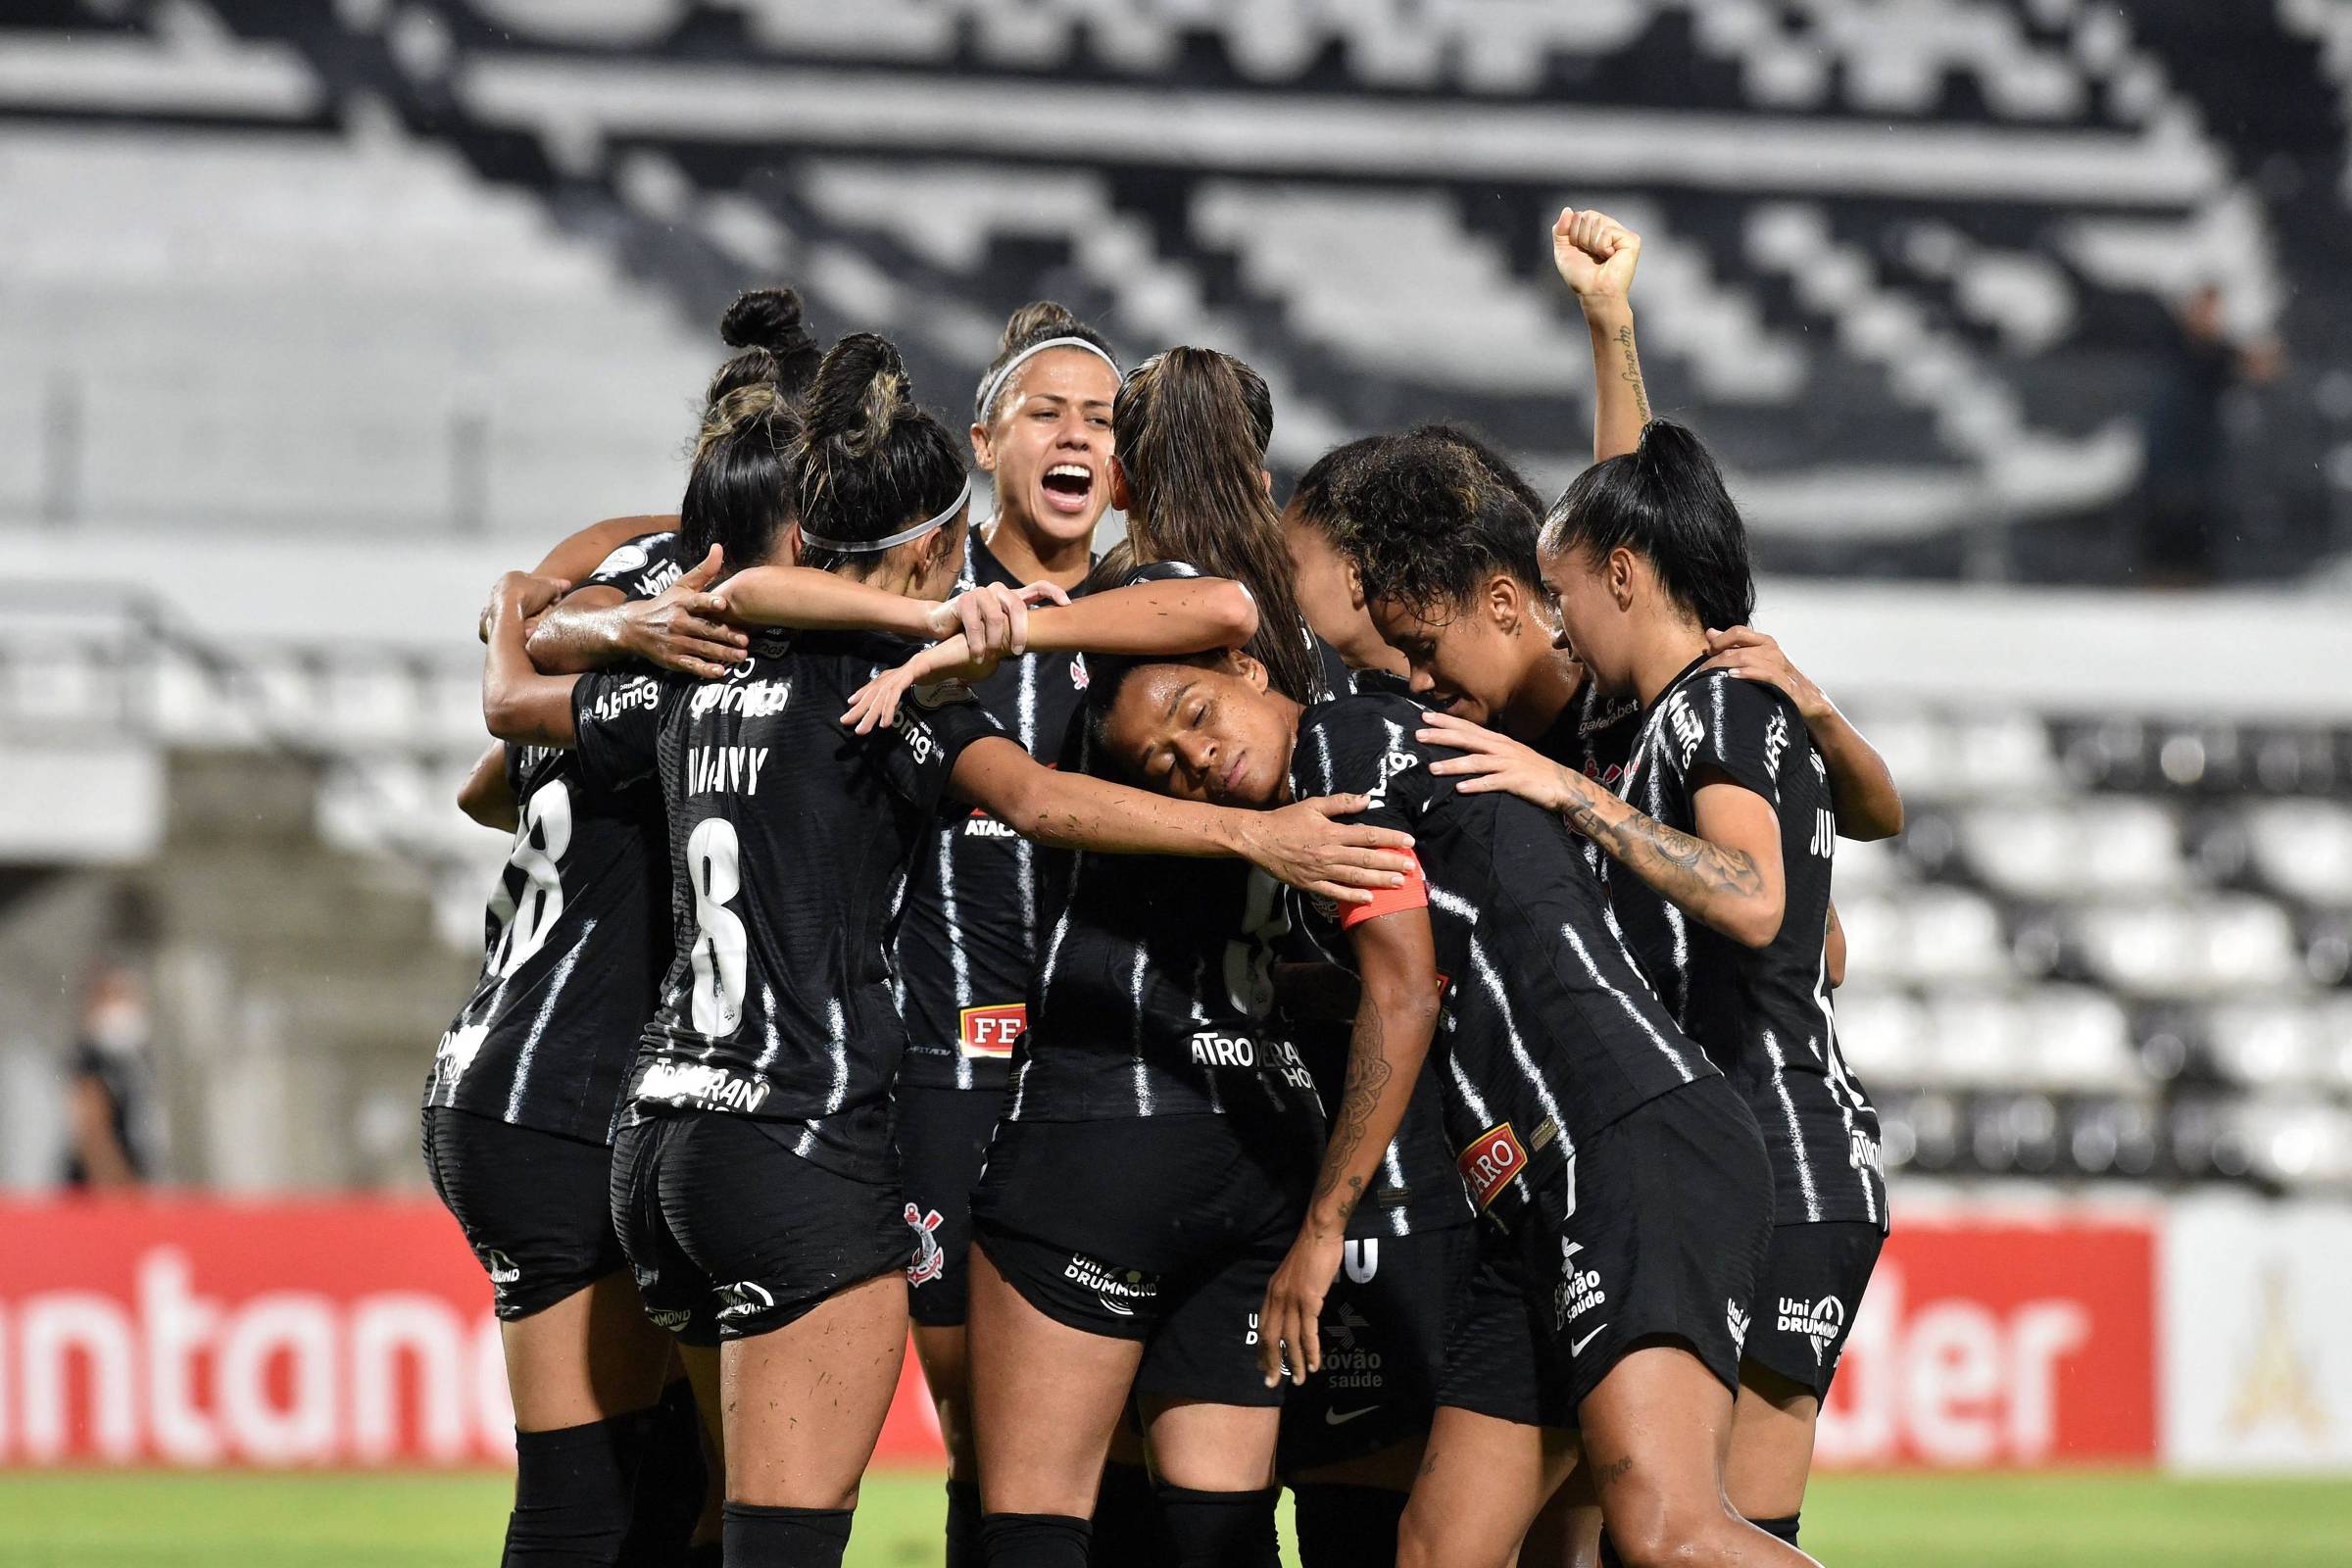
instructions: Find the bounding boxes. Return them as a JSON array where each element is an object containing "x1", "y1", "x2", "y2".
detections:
[{"x1": 1, "y1": 3, "x2": 2350, "y2": 1564}]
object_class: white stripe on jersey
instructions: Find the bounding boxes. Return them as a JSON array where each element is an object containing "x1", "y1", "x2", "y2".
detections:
[
  {"x1": 1127, "y1": 945, "x2": 1153, "y2": 1114},
  {"x1": 755, "y1": 985, "x2": 782, "y2": 1071},
  {"x1": 1760, "y1": 1026, "x2": 1823, "y2": 1222},
  {"x1": 1554, "y1": 919, "x2": 1697, "y2": 1083},
  {"x1": 1187, "y1": 955, "x2": 1226, "y2": 1116},
  {"x1": 1016, "y1": 653, "x2": 1039, "y2": 955},
  {"x1": 504, "y1": 920, "x2": 593, "y2": 1120},
  {"x1": 1812, "y1": 948, "x2": 1882, "y2": 1225},
  {"x1": 1380, "y1": 1142, "x2": 1410, "y2": 1238},
  {"x1": 823, "y1": 999, "x2": 851, "y2": 1114},
  {"x1": 1465, "y1": 932, "x2": 1571, "y2": 1159},
  {"x1": 938, "y1": 824, "x2": 972, "y2": 1011}
]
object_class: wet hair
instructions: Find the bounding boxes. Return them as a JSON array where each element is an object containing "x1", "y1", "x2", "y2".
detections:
[
  {"x1": 1412, "y1": 422, "x2": 1545, "y2": 518},
  {"x1": 705, "y1": 286, "x2": 822, "y2": 409},
  {"x1": 973, "y1": 301, "x2": 1118, "y2": 425},
  {"x1": 1080, "y1": 648, "x2": 1224, "y2": 765},
  {"x1": 794, "y1": 332, "x2": 967, "y2": 574},
  {"x1": 1284, "y1": 435, "x2": 1383, "y2": 540},
  {"x1": 1328, "y1": 430, "x2": 1544, "y2": 619},
  {"x1": 681, "y1": 383, "x2": 802, "y2": 568},
  {"x1": 1101, "y1": 346, "x2": 1322, "y2": 704},
  {"x1": 1541, "y1": 419, "x2": 1755, "y2": 631}
]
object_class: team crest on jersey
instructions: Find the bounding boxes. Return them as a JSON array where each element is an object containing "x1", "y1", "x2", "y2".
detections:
[
  {"x1": 959, "y1": 1002, "x2": 1026, "y2": 1057},
  {"x1": 1457, "y1": 1121, "x2": 1529, "y2": 1210},
  {"x1": 905, "y1": 1204, "x2": 947, "y2": 1287},
  {"x1": 591, "y1": 542, "x2": 651, "y2": 579}
]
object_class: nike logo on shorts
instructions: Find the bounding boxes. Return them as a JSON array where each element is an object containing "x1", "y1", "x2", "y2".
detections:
[
  {"x1": 1570, "y1": 1322, "x2": 1609, "y2": 1357},
  {"x1": 1323, "y1": 1406, "x2": 1379, "y2": 1427}
]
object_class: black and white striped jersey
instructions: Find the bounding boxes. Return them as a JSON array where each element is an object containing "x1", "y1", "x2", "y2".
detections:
[
  {"x1": 1609, "y1": 659, "x2": 1886, "y2": 1230},
  {"x1": 1286, "y1": 659, "x2": 1473, "y2": 1239},
  {"x1": 1294, "y1": 692, "x2": 1713, "y2": 1231},
  {"x1": 571, "y1": 630, "x2": 1005, "y2": 1183},
  {"x1": 894, "y1": 537, "x2": 1092, "y2": 1093},
  {"x1": 1006, "y1": 561, "x2": 1325, "y2": 1132},
  {"x1": 423, "y1": 530, "x2": 688, "y2": 1144}
]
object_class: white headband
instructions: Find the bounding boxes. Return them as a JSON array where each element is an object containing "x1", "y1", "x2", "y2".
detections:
[
  {"x1": 976, "y1": 335, "x2": 1120, "y2": 422},
  {"x1": 800, "y1": 480, "x2": 970, "y2": 556}
]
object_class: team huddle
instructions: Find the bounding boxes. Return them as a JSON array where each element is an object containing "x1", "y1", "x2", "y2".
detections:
[{"x1": 427, "y1": 211, "x2": 1901, "y2": 1568}]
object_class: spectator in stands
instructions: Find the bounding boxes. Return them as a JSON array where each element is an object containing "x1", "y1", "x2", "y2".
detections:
[
  {"x1": 2137, "y1": 284, "x2": 2280, "y2": 586},
  {"x1": 61, "y1": 965, "x2": 158, "y2": 1189}
]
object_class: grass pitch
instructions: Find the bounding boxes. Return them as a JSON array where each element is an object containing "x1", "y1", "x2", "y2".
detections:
[{"x1": 2, "y1": 1467, "x2": 2348, "y2": 1566}]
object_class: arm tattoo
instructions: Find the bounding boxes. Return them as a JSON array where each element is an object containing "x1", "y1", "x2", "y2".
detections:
[
  {"x1": 1614, "y1": 323, "x2": 1650, "y2": 423},
  {"x1": 1564, "y1": 791, "x2": 1762, "y2": 908},
  {"x1": 1311, "y1": 994, "x2": 1394, "y2": 1226}
]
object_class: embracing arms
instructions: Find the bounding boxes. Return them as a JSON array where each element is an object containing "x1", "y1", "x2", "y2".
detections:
[{"x1": 946, "y1": 738, "x2": 1412, "y2": 908}]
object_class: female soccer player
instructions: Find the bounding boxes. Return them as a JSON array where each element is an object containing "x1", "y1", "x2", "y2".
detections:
[
  {"x1": 429, "y1": 285, "x2": 813, "y2": 1568},
  {"x1": 896, "y1": 302, "x2": 1125, "y2": 1565},
  {"x1": 1262, "y1": 208, "x2": 1654, "y2": 1567},
  {"x1": 1419, "y1": 421, "x2": 1889, "y2": 1557},
  {"x1": 477, "y1": 335, "x2": 1409, "y2": 1568},
  {"x1": 1087, "y1": 648, "x2": 1814, "y2": 1568},
  {"x1": 914, "y1": 344, "x2": 1350, "y2": 1568}
]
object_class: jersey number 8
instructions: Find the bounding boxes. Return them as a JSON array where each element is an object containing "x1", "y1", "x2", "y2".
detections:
[
  {"x1": 490, "y1": 781, "x2": 571, "y2": 979},
  {"x1": 688, "y1": 817, "x2": 750, "y2": 1036}
]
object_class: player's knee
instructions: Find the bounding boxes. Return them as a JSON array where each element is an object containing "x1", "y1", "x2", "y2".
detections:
[
  {"x1": 1154, "y1": 1484, "x2": 1280, "y2": 1568},
  {"x1": 1291, "y1": 1483, "x2": 1406, "y2": 1568},
  {"x1": 720, "y1": 1502, "x2": 853, "y2": 1568},
  {"x1": 504, "y1": 1410, "x2": 655, "y2": 1567},
  {"x1": 1603, "y1": 1493, "x2": 1741, "y2": 1568}
]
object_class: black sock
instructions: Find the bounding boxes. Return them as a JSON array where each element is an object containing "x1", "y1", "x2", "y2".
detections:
[
  {"x1": 503, "y1": 1411, "x2": 656, "y2": 1567},
  {"x1": 1153, "y1": 1485, "x2": 1279, "y2": 1568},
  {"x1": 1289, "y1": 1482, "x2": 1406, "y2": 1568},
  {"x1": 1090, "y1": 1461, "x2": 1162, "y2": 1568},
  {"x1": 1751, "y1": 1512, "x2": 1801, "y2": 1547},
  {"x1": 982, "y1": 1511, "x2": 1092, "y2": 1568},
  {"x1": 617, "y1": 1380, "x2": 706, "y2": 1567},
  {"x1": 946, "y1": 1478, "x2": 985, "y2": 1568},
  {"x1": 720, "y1": 1502, "x2": 854, "y2": 1568}
]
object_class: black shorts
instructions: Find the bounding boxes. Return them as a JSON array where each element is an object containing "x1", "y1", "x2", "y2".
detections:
[
  {"x1": 610, "y1": 1111, "x2": 916, "y2": 1347},
  {"x1": 422, "y1": 1105, "x2": 624, "y2": 1321},
  {"x1": 970, "y1": 1113, "x2": 1313, "y2": 1407},
  {"x1": 1743, "y1": 1221, "x2": 1885, "y2": 1399},
  {"x1": 895, "y1": 1085, "x2": 1004, "y2": 1328},
  {"x1": 1437, "y1": 1077, "x2": 1772, "y2": 1427},
  {"x1": 1276, "y1": 1223, "x2": 1477, "y2": 1476}
]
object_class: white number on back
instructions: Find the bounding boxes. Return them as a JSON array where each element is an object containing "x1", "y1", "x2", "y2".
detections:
[
  {"x1": 491, "y1": 781, "x2": 571, "y2": 977},
  {"x1": 687, "y1": 817, "x2": 749, "y2": 1036}
]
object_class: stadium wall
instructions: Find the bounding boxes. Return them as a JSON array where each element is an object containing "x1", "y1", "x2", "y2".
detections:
[{"x1": 0, "y1": 1196, "x2": 2344, "y2": 1475}]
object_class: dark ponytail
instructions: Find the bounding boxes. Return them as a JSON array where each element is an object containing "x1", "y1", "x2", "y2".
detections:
[
  {"x1": 1541, "y1": 419, "x2": 1754, "y2": 631},
  {"x1": 1327, "y1": 430, "x2": 1544, "y2": 617},
  {"x1": 1104, "y1": 347, "x2": 1321, "y2": 704},
  {"x1": 974, "y1": 301, "x2": 1117, "y2": 425},
  {"x1": 681, "y1": 383, "x2": 801, "y2": 569},
  {"x1": 794, "y1": 333, "x2": 967, "y2": 574},
  {"x1": 704, "y1": 286, "x2": 823, "y2": 409}
]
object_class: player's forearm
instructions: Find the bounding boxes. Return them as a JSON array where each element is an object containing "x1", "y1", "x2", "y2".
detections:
[
  {"x1": 986, "y1": 766, "x2": 1253, "y2": 860},
  {"x1": 1557, "y1": 768, "x2": 1777, "y2": 946},
  {"x1": 719, "y1": 564, "x2": 935, "y2": 639},
  {"x1": 482, "y1": 597, "x2": 581, "y2": 749},
  {"x1": 456, "y1": 742, "x2": 520, "y2": 831},
  {"x1": 522, "y1": 589, "x2": 633, "y2": 674},
  {"x1": 1021, "y1": 580, "x2": 1259, "y2": 657},
  {"x1": 1584, "y1": 299, "x2": 1650, "y2": 464},
  {"x1": 1304, "y1": 962, "x2": 1438, "y2": 1239},
  {"x1": 1809, "y1": 705, "x2": 1905, "y2": 841}
]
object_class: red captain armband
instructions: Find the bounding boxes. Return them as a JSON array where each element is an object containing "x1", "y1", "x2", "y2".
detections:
[{"x1": 1341, "y1": 852, "x2": 1430, "y2": 928}]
